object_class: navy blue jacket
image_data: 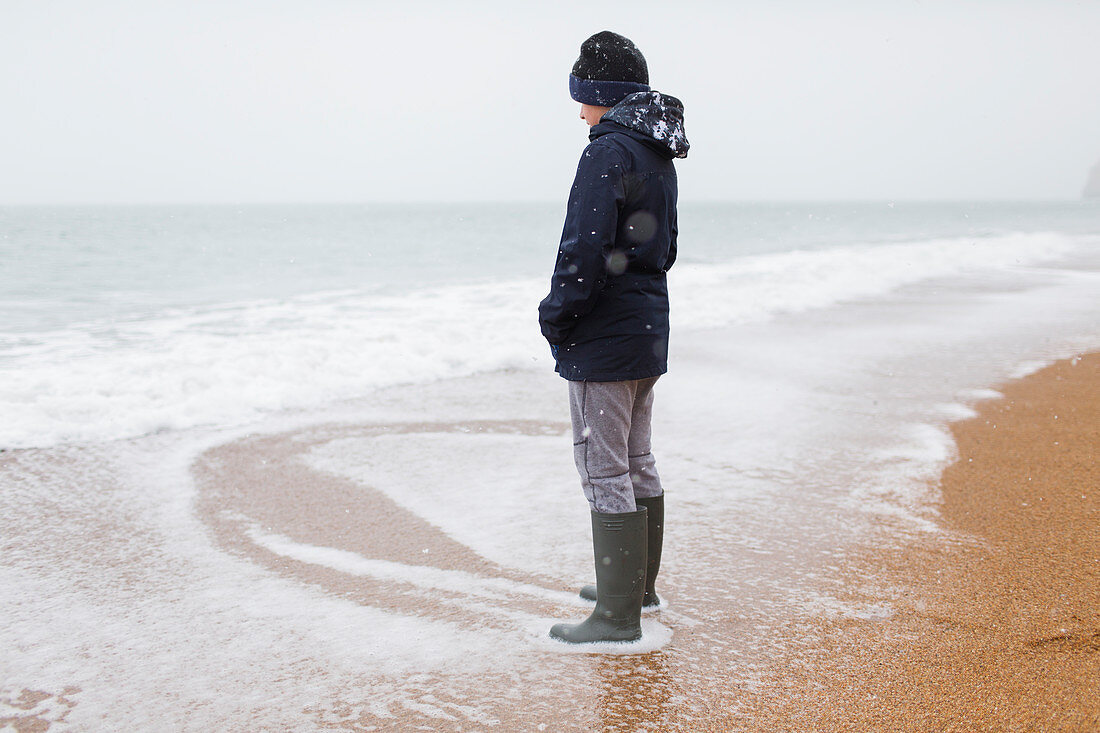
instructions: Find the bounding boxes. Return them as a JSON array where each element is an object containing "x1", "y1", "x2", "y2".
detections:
[{"x1": 539, "y1": 91, "x2": 689, "y2": 381}]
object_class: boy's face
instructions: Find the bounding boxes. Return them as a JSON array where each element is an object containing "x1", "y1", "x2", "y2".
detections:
[{"x1": 579, "y1": 103, "x2": 611, "y2": 127}]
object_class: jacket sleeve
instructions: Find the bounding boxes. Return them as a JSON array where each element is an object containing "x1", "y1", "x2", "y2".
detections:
[{"x1": 538, "y1": 142, "x2": 626, "y2": 345}]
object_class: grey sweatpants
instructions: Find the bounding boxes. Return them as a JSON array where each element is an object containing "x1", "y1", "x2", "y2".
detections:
[{"x1": 569, "y1": 377, "x2": 664, "y2": 514}]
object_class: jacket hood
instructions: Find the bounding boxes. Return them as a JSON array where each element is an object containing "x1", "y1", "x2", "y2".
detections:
[{"x1": 601, "y1": 91, "x2": 689, "y2": 159}]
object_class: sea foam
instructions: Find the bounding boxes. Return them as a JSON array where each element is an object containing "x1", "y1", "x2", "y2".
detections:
[{"x1": 0, "y1": 231, "x2": 1078, "y2": 448}]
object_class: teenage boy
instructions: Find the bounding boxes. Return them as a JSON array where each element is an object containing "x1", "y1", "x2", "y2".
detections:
[{"x1": 539, "y1": 30, "x2": 688, "y2": 644}]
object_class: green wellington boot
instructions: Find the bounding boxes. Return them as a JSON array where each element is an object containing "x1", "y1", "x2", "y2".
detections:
[
  {"x1": 550, "y1": 506, "x2": 647, "y2": 644},
  {"x1": 579, "y1": 494, "x2": 663, "y2": 608}
]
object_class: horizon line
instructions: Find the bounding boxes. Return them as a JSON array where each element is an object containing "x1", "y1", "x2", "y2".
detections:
[{"x1": 2, "y1": 196, "x2": 1096, "y2": 208}]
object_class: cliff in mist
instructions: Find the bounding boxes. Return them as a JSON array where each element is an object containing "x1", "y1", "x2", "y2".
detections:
[{"x1": 1085, "y1": 160, "x2": 1100, "y2": 199}]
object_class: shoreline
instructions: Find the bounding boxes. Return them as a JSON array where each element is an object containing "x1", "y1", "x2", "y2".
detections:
[
  {"x1": 740, "y1": 352, "x2": 1100, "y2": 731},
  {"x1": 3, "y1": 203, "x2": 1098, "y2": 730},
  {"x1": 4, "y1": 350, "x2": 1098, "y2": 730},
  {"x1": 186, "y1": 351, "x2": 1100, "y2": 730}
]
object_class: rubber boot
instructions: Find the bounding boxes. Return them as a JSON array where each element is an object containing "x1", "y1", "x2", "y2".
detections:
[
  {"x1": 550, "y1": 507, "x2": 647, "y2": 644},
  {"x1": 579, "y1": 494, "x2": 663, "y2": 608}
]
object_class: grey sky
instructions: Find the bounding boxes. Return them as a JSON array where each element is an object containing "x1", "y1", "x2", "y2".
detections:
[{"x1": 3, "y1": 0, "x2": 1098, "y2": 204}]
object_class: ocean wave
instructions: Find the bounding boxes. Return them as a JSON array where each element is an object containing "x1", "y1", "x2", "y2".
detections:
[
  {"x1": 0, "y1": 231, "x2": 1079, "y2": 448},
  {"x1": 670, "y1": 230, "x2": 1076, "y2": 328}
]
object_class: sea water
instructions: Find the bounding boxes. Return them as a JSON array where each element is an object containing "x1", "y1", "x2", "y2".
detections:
[
  {"x1": 2, "y1": 200, "x2": 1099, "y2": 729},
  {"x1": 2, "y1": 201, "x2": 1097, "y2": 448}
]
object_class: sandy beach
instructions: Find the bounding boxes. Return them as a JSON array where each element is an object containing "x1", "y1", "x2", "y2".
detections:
[
  {"x1": 4, "y1": 348, "x2": 1099, "y2": 731},
  {"x1": 741, "y1": 352, "x2": 1100, "y2": 732},
  {"x1": 181, "y1": 352, "x2": 1096, "y2": 731}
]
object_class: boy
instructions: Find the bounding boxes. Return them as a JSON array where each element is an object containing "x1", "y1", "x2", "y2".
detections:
[{"x1": 539, "y1": 31, "x2": 688, "y2": 644}]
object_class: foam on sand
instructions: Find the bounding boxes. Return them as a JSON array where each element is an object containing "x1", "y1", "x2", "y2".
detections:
[
  {"x1": 247, "y1": 526, "x2": 577, "y2": 607},
  {"x1": 248, "y1": 527, "x2": 675, "y2": 655}
]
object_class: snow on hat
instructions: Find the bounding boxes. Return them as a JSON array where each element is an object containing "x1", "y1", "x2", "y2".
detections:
[{"x1": 569, "y1": 31, "x2": 650, "y2": 107}]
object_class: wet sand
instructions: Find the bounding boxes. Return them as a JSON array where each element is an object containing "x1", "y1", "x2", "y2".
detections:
[
  {"x1": 740, "y1": 353, "x2": 1100, "y2": 731},
  {"x1": 190, "y1": 416, "x2": 754, "y2": 730},
  {"x1": 193, "y1": 420, "x2": 574, "y2": 629},
  {"x1": 5, "y1": 354, "x2": 1096, "y2": 730},
  {"x1": 181, "y1": 353, "x2": 1100, "y2": 730}
]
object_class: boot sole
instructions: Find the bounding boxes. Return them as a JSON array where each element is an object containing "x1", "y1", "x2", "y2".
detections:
[{"x1": 548, "y1": 629, "x2": 643, "y2": 645}]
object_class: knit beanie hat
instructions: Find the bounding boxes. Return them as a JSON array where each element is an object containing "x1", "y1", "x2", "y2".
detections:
[{"x1": 569, "y1": 31, "x2": 651, "y2": 107}]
